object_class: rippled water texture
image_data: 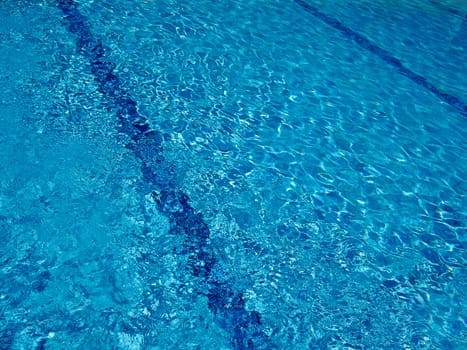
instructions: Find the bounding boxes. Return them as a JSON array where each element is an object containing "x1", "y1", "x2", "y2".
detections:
[{"x1": 0, "y1": 0, "x2": 466, "y2": 349}]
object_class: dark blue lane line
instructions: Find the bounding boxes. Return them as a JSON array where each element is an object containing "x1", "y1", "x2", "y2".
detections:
[
  {"x1": 428, "y1": 0, "x2": 466, "y2": 17},
  {"x1": 294, "y1": 0, "x2": 467, "y2": 118},
  {"x1": 56, "y1": 1, "x2": 274, "y2": 349}
]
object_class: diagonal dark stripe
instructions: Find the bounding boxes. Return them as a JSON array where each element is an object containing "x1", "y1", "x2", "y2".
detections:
[
  {"x1": 294, "y1": 0, "x2": 467, "y2": 118},
  {"x1": 56, "y1": 0, "x2": 274, "y2": 348},
  {"x1": 428, "y1": 0, "x2": 466, "y2": 16}
]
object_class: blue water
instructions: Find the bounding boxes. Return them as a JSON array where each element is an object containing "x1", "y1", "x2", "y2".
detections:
[{"x1": 0, "y1": 0, "x2": 466, "y2": 349}]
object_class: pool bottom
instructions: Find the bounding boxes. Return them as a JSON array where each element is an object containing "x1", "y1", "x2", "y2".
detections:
[{"x1": 56, "y1": 0, "x2": 274, "y2": 348}]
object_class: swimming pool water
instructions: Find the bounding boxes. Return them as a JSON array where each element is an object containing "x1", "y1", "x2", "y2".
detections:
[{"x1": 0, "y1": 0, "x2": 466, "y2": 349}]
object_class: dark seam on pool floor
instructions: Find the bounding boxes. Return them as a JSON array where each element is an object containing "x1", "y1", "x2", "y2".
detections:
[
  {"x1": 428, "y1": 0, "x2": 466, "y2": 17},
  {"x1": 56, "y1": 1, "x2": 274, "y2": 349},
  {"x1": 294, "y1": 0, "x2": 467, "y2": 118}
]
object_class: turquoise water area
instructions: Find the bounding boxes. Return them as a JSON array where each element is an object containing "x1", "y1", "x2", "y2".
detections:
[{"x1": 0, "y1": 0, "x2": 465, "y2": 349}]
